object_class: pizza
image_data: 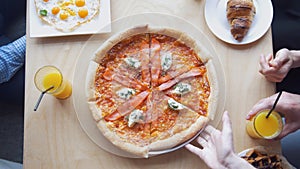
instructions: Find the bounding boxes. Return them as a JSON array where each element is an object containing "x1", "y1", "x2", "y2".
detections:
[
  {"x1": 34, "y1": 0, "x2": 100, "y2": 31},
  {"x1": 86, "y1": 25, "x2": 219, "y2": 158}
]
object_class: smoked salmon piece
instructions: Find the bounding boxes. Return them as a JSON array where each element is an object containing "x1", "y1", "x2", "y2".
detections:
[
  {"x1": 105, "y1": 90, "x2": 150, "y2": 121},
  {"x1": 157, "y1": 67, "x2": 206, "y2": 91},
  {"x1": 150, "y1": 38, "x2": 161, "y2": 87},
  {"x1": 103, "y1": 68, "x2": 147, "y2": 91}
]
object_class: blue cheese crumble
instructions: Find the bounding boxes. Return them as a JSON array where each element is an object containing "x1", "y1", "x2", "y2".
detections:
[
  {"x1": 127, "y1": 109, "x2": 144, "y2": 127},
  {"x1": 116, "y1": 88, "x2": 136, "y2": 100},
  {"x1": 124, "y1": 57, "x2": 141, "y2": 69},
  {"x1": 172, "y1": 82, "x2": 192, "y2": 95},
  {"x1": 161, "y1": 52, "x2": 173, "y2": 71},
  {"x1": 168, "y1": 98, "x2": 185, "y2": 110}
]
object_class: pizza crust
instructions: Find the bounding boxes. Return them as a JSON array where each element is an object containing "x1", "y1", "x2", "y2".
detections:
[
  {"x1": 86, "y1": 61, "x2": 99, "y2": 101},
  {"x1": 92, "y1": 24, "x2": 150, "y2": 64},
  {"x1": 97, "y1": 120, "x2": 149, "y2": 158},
  {"x1": 147, "y1": 27, "x2": 182, "y2": 39},
  {"x1": 87, "y1": 101, "x2": 102, "y2": 122},
  {"x1": 205, "y1": 60, "x2": 219, "y2": 120},
  {"x1": 149, "y1": 116, "x2": 209, "y2": 151},
  {"x1": 85, "y1": 61, "x2": 103, "y2": 121},
  {"x1": 178, "y1": 33, "x2": 212, "y2": 63},
  {"x1": 146, "y1": 27, "x2": 212, "y2": 63}
]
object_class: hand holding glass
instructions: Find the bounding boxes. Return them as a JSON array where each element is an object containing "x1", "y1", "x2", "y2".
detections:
[{"x1": 246, "y1": 110, "x2": 283, "y2": 139}]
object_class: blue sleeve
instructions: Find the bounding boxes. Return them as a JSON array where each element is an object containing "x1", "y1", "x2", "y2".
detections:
[{"x1": 0, "y1": 35, "x2": 26, "y2": 83}]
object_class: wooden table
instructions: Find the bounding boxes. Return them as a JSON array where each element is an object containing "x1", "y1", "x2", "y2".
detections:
[{"x1": 24, "y1": 0, "x2": 280, "y2": 168}]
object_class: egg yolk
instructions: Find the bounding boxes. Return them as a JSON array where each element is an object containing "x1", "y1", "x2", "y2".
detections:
[
  {"x1": 60, "y1": 12, "x2": 68, "y2": 20},
  {"x1": 75, "y1": 0, "x2": 85, "y2": 7},
  {"x1": 43, "y1": 0, "x2": 49, "y2": 2},
  {"x1": 52, "y1": 7, "x2": 60, "y2": 15},
  {"x1": 78, "y1": 8, "x2": 88, "y2": 18}
]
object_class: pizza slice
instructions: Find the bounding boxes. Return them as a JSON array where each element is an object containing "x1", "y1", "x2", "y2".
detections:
[
  {"x1": 97, "y1": 97, "x2": 152, "y2": 157},
  {"x1": 86, "y1": 61, "x2": 146, "y2": 121},
  {"x1": 97, "y1": 90, "x2": 152, "y2": 157},
  {"x1": 104, "y1": 33, "x2": 151, "y2": 88},
  {"x1": 149, "y1": 38, "x2": 162, "y2": 87},
  {"x1": 144, "y1": 89, "x2": 209, "y2": 151},
  {"x1": 159, "y1": 61, "x2": 218, "y2": 120},
  {"x1": 150, "y1": 33, "x2": 206, "y2": 85}
]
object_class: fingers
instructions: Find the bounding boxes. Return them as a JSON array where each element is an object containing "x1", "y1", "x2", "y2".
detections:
[
  {"x1": 259, "y1": 54, "x2": 269, "y2": 70},
  {"x1": 197, "y1": 136, "x2": 208, "y2": 147},
  {"x1": 275, "y1": 123, "x2": 298, "y2": 140},
  {"x1": 246, "y1": 102, "x2": 264, "y2": 120},
  {"x1": 185, "y1": 144, "x2": 204, "y2": 158},
  {"x1": 259, "y1": 65, "x2": 284, "y2": 81},
  {"x1": 201, "y1": 125, "x2": 220, "y2": 140},
  {"x1": 271, "y1": 48, "x2": 291, "y2": 68},
  {"x1": 222, "y1": 111, "x2": 233, "y2": 139},
  {"x1": 264, "y1": 75, "x2": 284, "y2": 83},
  {"x1": 205, "y1": 125, "x2": 218, "y2": 134},
  {"x1": 271, "y1": 57, "x2": 289, "y2": 69},
  {"x1": 247, "y1": 91, "x2": 287, "y2": 120},
  {"x1": 246, "y1": 97, "x2": 273, "y2": 120},
  {"x1": 259, "y1": 53, "x2": 290, "y2": 83},
  {"x1": 259, "y1": 54, "x2": 275, "y2": 75},
  {"x1": 259, "y1": 54, "x2": 282, "y2": 82},
  {"x1": 197, "y1": 125, "x2": 220, "y2": 147},
  {"x1": 276, "y1": 129, "x2": 289, "y2": 140}
]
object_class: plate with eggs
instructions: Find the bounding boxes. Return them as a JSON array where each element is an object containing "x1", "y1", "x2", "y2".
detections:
[{"x1": 29, "y1": 0, "x2": 111, "y2": 37}]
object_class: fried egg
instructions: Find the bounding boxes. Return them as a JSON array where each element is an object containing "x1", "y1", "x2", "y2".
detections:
[{"x1": 34, "y1": 0, "x2": 100, "y2": 32}]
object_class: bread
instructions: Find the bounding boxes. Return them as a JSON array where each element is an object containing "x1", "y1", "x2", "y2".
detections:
[{"x1": 226, "y1": 0, "x2": 256, "y2": 41}]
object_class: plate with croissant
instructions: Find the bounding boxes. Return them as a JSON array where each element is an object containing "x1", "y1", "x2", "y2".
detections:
[{"x1": 205, "y1": 0, "x2": 273, "y2": 45}]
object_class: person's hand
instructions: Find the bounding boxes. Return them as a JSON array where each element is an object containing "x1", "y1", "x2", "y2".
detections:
[
  {"x1": 259, "y1": 48, "x2": 293, "y2": 82},
  {"x1": 246, "y1": 91, "x2": 300, "y2": 139},
  {"x1": 185, "y1": 111, "x2": 255, "y2": 169}
]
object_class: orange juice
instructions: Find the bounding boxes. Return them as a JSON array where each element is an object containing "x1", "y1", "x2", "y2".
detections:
[
  {"x1": 35, "y1": 66, "x2": 72, "y2": 100},
  {"x1": 246, "y1": 110, "x2": 283, "y2": 139},
  {"x1": 52, "y1": 80, "x2": 72, "y2": 99},
  {"x1": 42, "y1": 72, "x2": 62, "y2": 92}
]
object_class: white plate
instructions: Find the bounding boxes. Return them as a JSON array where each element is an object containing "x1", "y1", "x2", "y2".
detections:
[
  {"x1": 29, "y1": 0, "x2": 111, "y2": 37},
  {"x1": 72, "y1": 13, "x2": 226, "y2": 158},
  {"x1": 204, "y1": 0, "x2": 273, "y2": 45}
]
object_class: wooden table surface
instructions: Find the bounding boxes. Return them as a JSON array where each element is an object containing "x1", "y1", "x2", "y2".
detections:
[{"x1": 24, "y1": 0, "x2": 280, "y2": 168}]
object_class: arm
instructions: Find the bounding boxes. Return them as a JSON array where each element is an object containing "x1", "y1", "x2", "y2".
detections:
[
  {"x1": 185, "y1": 111, "x2": 255, "y2": 169},
  {"x1": 246, "y1": 91, "x2": 300, "y2": 139},
  {"x1": 0, "y1": 35, "x2": 26, "y2": 83}
]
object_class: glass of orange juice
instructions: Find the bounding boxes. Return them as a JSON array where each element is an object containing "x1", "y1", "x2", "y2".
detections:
[
  {"x1": 246, "y1": 110, "x2": 283, "y2": 139},
  {"x1": 34, "y1": 65, "x2": 72, "y2": 100}
]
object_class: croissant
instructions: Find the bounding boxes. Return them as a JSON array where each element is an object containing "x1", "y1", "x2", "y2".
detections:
[{"x1": 226, "y1": 0, "x2": 256, "y2": 41}]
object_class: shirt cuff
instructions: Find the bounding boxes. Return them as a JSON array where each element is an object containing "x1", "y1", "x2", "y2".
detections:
[{"x1": 12, "y1": 35, "x2": 26, "y2": 57}]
